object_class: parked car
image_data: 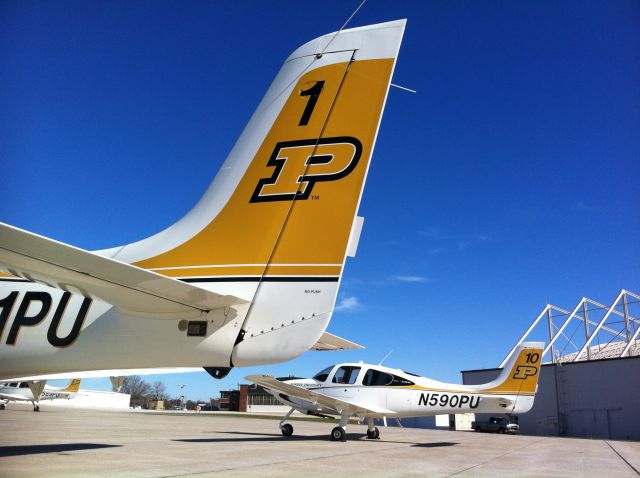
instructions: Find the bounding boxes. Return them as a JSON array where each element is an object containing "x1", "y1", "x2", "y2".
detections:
[{"x1": 472, "y1": 416, "x2": 519, "y2": 434}]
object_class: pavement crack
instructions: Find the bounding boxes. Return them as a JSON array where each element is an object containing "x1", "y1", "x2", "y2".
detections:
[
  {"x1": 443, "y1": 438, "x2": 546, "y2": 477},
  {"x1": 605, "y1": 440, "x2": 640, "y2": 476}
]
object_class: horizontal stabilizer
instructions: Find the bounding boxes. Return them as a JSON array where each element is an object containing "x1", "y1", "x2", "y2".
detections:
[
  {"x1": 246, "y1": 374, "x2": 392, "y2": 415},
  {"x1": 0, "y1": 223, "x2": 247, "y2": 317},
  {"x1": 312, "y1": 332, "x2": 364, "y2": 351}
]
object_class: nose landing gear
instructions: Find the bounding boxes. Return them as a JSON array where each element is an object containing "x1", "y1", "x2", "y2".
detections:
[{"x1": 279, "y1": 408, "x2": 295, "y2": 437}]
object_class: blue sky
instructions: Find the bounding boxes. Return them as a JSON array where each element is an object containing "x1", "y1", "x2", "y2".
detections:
[{"x1": 2, "y1": 1, "x2": 639, "y2": 401}]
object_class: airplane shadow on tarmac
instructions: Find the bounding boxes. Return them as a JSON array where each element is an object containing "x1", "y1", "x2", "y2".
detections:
[
  {"x1": 0, "y1": 443, "x2": 122, "y2": 457},
  {"x1": 175, "y1": 431, "x2": 459, "y2": 448}
]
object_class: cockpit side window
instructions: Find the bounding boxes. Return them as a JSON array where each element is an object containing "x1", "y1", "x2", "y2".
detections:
[
  {"x1": 363, "y1": 369, "x2": 415, "y2": 386},
  {"x1": 363, "y1": 369, "x2": 393, "y2": 386},
  {"x1": 331, "y1": 366, "x2": 361, "y2": 385},
  {"x1": 313, "y1": 366, "x2": 333, "y2": 382},
  {"x1": 19, "y1": 382, "x2": 30, "y2": 388}
]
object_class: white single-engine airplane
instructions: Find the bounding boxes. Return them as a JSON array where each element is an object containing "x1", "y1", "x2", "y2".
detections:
[
  {"x1": 0, "y1": 20, "x2": 406, "y2": 382},
  {"x1": 247, "y1": 342, "x2": 543, "y2": 441},
  {"x1": 0, "y1": 378, "x2": 81, "y2": 411}
]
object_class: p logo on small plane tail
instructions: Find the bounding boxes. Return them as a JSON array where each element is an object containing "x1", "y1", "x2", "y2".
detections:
[
  {"x1": 480, "y1": 343, "x2": 543, "y2": 396},
  {"x1": 512, "y1": 365, "x2": 538, "y2": 380},
  {"x1": 250, "y1": 137, "x2": 362, "y2": 203}
]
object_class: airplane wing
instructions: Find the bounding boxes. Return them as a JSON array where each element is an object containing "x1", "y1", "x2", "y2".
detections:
[
  {"x1": 0, "y1": 223, "x2": 247, "y2": 318},
  {"x1": 0, "y1": 392, "x2": 29, "y2": 400},
  {"x1": 311, "y1": 332, "x2": 364, "y2": 351},
  {"x1": 6, "y1": 367, "x2": 204, "y2": 382},
  {"x1": 245, "y1": 375, "x2": 393, "y2": 415}
]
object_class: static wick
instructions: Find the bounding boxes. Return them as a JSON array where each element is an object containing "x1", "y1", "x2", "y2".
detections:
[{"x1": 391, "y1": 83, "x2": 417, "y2": 94}]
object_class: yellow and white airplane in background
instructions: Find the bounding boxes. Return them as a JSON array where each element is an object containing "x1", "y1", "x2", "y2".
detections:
[
  {"x1": 0, "y1": 20, "x2": 406, "y2": 382},
  {"x1": 247, "y1": 342, "x2": 543, "y2": 441},
  {"x1": 0, "y1": 378, "x2": 81, "y2": 411}
]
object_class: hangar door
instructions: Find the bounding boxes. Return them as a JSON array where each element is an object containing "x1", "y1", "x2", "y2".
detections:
[{"x1": 564, "y1": 408, "x2": 621, "y2": 439}]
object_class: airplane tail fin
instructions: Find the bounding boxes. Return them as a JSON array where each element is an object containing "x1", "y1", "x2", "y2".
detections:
[
  {"x1": 100, "y1": 20, "x2": 406, "y2": 284},
  {"x1": 62, "y1": 378, "x2": 81, "y2": 393},
  {"x1": 477, "y1": 342, "x2": 544, "y2": 396},
  {"x1": 97, "y1": 20, "x2": 406, "y2": 366}
]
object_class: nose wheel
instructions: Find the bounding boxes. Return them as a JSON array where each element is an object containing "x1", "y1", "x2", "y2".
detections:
[
  {"x1": 330, "y1": 412, "x2": 350, "y2": 441},
  {"x1": 279, "y1": 407, "x2": 295, "y2": 437}
]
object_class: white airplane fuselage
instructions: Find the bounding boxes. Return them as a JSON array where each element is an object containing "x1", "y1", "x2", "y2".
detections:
[
  {"x1": 0, "y1": 382, "x2": 76, "y2": 403},
  {"x1": 269, "y1": 365, "x2": 536, "y2": 419},
  {"x1": 0, "y1": 280, "x2": 337, "y2": 379},
  {"x1": 0, "y1": 378, "x2": 80, "y2": 411}
]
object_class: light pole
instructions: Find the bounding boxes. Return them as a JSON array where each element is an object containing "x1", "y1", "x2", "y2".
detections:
[{"x1": 178, "y1": 384, "x2": 185, "y2": 411}]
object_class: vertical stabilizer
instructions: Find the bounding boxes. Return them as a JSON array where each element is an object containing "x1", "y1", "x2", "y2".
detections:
[
  {"x1": 96, "y1": 20, "x2": 406, "y2": 366},
  {"x1": 479, "y1": 342, "x2": 544, "y2": 396}
]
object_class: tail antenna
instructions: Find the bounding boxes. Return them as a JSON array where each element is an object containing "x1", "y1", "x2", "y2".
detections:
[
  {"x1": 378, "y1": 350, "x2": 393, "y2": 366},
  {"x1": 318, "y1": 0, "x2": 368, "y2": 57}
]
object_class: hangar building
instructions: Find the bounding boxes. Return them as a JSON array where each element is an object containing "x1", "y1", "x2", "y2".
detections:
[
  {"x1": 463, "y1": 290, "x2": 640, "y2": 440},
  {"x1": 463, "y1": 354, "x2": 639, "y2": 440},
  {"x1": 215, "y1": 383, "x2": 287, "y2": 413}
]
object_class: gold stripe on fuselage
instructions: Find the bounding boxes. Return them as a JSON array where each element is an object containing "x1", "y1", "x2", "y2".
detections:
[{"x1": 149, "y1": 264, "x2": 342, "y2": 278}]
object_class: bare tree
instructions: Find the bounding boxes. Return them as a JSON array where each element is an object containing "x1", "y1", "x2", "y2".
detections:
[
  {"x1": 151, "y1": 381, "x2": 168, "y2": 400},
  {"x1": 121, "y1": 376, "x2": 151, "y2": 408}
]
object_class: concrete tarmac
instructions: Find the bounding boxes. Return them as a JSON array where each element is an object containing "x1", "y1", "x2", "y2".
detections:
[{"x1": 1, "y1": 404, "x2": 638, "y2": 478}]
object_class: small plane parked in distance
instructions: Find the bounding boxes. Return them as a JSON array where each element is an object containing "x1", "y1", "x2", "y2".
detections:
[
  {"x1": 0, "y1": 20, "x2": 405, "y2": 382},
  {"x1": 247, "y1": 342, "x2": 543, "y2": 441},
  {"x1": 0, "y1": 378, "x2": 81, "y2": 411}
]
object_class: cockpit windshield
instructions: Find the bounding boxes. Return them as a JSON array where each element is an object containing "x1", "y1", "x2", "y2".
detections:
[{"x1": 313, "y1": 366, "x2": 333, "y2": 382}]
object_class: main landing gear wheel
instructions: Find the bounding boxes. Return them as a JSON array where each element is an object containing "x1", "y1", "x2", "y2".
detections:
[
  {"x1": 366, "y1": 427, "x2": 380, "y2": 439},
  {"x1": 330, "y1": 426, "x2": 346, "y2": 441},
  {"x1": 281, "y1": 423, "x2": 294, "y2": 437},
  {"x1": 0, "y1": 404, "x2": 5, "y2": 410},
  {"x1": 33, "y1": 405, "x2": 40, "y2": 412}
]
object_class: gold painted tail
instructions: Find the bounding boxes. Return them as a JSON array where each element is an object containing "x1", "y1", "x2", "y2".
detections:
[
  {"x1": 481, "y1": 342, "x2": 544, "y2": 395},
  {"x1": 62, "y1": 379, "x2": 81, "y2": 393},
  {"x1": 134, "y1": 58, "x2": 395, "y2": 281}
]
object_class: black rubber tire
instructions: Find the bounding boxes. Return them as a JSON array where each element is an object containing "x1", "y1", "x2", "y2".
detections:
[
  {"x1": 331, "y1": 426, "x2": 345, "y2": 441},
  {"x1": 34, "y1": 406, "x2": 40, "y2": 412},
  {"x1": 474, "y1": 426, "x2": 481, "y2": 432},
  {"x1": 281, "y1": 423, "x2": 294, "y2": 437},
  {"x1": 366, "y1": 427, "x2": 380, "y2": 439},
  {"x1": 0, "y1": 404, "x2": 5, "y2": 410},
  {"x1": 498, "y1": 428, "x2": 505, "y2": 434}
]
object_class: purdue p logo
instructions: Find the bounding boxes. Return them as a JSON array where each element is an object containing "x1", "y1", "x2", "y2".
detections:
[
  {"x1": 250, "y1": 136, "x2": 362, "y2": 203},
  {"x1": 512, "y1": 365, "x2": 538, "y2": 380}
]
